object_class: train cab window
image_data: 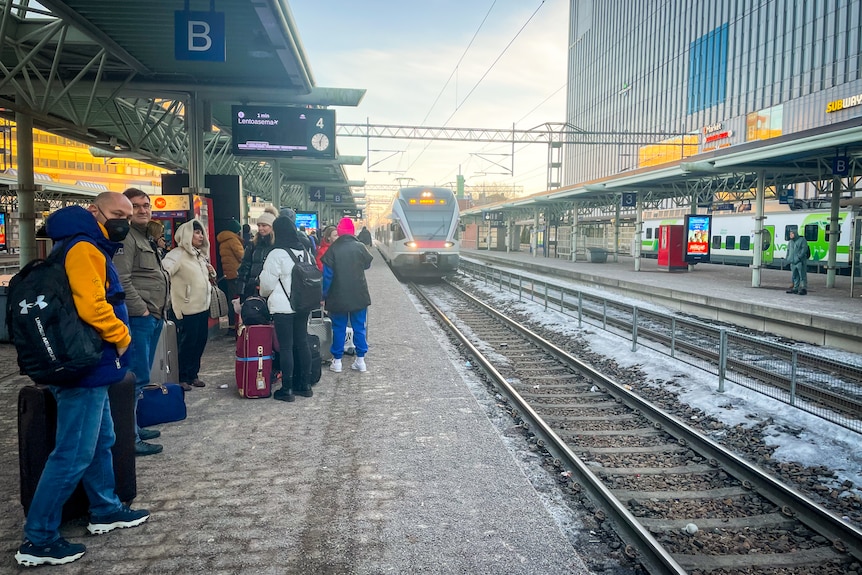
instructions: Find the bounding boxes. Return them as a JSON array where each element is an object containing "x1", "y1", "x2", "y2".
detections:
[
  {"x1": 739, "y1": 236, "x2": 751, "y2": 250},
  {"x1": 825, "y1": 223, "x2": 840, "y2": 242},
  {"x1": 725, "y1": 236, "x2": 736, "y2": 249},
  {"x1": 711, "y1": 235, "x2": 721, "y2": 249},
  {"x1": 392, "y1": 222, "x2": 406, "y2": 241}
]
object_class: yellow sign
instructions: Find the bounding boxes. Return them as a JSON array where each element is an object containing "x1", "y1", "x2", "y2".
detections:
[
  {"x1": 826, "y1": 94, "x2": 862, "y2": 113},
  {"x1": 151, "y1": 195, "x2": 190, "y2": 211}
]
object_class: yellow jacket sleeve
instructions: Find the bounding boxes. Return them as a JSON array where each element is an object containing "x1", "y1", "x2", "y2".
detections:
[{"x1": 65, "y1": 241, "x2": 132, "y2": 348}]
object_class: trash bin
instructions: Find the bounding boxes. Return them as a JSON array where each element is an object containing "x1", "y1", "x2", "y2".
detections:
[{"x1": 587, "y1": 247, "x2": 608, "y2": 263}]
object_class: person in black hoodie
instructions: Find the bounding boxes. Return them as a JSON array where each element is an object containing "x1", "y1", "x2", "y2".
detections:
[
  {"x1": 259, "y1": 216, "x2": 313, "y2": 401},
  {"x1": 357, "y1": 225, "x2": 372, "y2": 247}
]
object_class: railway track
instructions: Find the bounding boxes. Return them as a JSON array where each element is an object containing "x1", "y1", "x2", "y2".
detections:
[
  {"x1": 411, "y1": 280, "x2": 862, "y2": 575},
  {"x1": 457, "y1": 261, "x2": 862, "y2": 426}
]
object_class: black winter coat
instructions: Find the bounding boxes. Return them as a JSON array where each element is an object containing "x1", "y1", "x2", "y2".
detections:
[
  {"x1": 320, "y1": 234, "x2": 373, "y2": 313},
  {"x1": 237, "y1": 234, "x2": 274, "y2": 299}
]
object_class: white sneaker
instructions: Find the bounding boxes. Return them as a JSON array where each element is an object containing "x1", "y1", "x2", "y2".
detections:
[
  {"x1": 351, "y1": 357, "x2": 367, "y2": 372},
  {"x1": 329, "y1": 358, "x2": 342, "y2": 373}
]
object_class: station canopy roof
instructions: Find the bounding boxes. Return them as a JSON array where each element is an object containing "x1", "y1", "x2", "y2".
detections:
[
  {"x1": 0, "y1": 0, "x2": 364, "y2": 204},
  {"x1": 463, "y1": 113, "x2": 862, "y2": 221}
]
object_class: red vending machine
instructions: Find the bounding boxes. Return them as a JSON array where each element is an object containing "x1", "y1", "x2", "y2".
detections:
[{"x1": 657, "y1": 224, "x2": 687, "y2": 271}]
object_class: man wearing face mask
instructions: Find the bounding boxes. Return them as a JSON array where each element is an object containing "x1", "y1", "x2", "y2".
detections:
[{"x1": 15, "y1": 192, "x2": 151, "y2": 568}]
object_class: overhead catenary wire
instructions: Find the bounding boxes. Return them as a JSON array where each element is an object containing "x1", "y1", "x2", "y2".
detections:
[{"x1": 405, "y1": 1, "x2": 548, "y2": 177}]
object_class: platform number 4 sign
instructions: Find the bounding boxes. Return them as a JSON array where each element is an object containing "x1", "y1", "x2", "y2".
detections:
[{"x1": 309, "y1": 186, "x2": 325, "y2": 202}]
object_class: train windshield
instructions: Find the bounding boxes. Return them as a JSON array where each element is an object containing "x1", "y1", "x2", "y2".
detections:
[{"x1": 404, "y1": 211, "x2": 455, "y2": 240}]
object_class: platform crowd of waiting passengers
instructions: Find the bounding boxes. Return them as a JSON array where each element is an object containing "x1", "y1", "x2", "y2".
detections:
[{"x1": 7, "y1": 189, "x2": 372, "y2": 567}]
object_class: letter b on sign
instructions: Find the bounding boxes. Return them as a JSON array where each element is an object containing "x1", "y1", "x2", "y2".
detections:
[
  {"x1": 175, "y1": 10, "x2": 225, "y2": 62},
  {"x1": 832, "y1": 156, "x2": 849, "y2": 177}
]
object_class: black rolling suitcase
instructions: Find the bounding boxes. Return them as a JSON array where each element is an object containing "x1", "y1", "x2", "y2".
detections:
[
  {"x1": 18, "y1": 373, "x2": 137, "y2": 522},
  {"x1": 293, "y1": 334, "x2": 322, "y2": 387}
]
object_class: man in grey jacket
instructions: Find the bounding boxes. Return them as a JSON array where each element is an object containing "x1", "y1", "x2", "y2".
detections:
[
  {"x1": 114, "y1": 188, "x2": 170, "y2": 455},
  {"x1": 785, "y1": 228, "x2": 809, "y2": 296}
]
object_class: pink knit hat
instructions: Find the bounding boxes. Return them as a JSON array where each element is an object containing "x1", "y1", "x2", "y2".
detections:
[{"x1": 336, "y1": 217, "x2": 355, "y2": 236}]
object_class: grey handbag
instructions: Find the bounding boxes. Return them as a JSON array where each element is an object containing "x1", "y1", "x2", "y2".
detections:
[{"x1": 209, "y1": 283, "x2": 229, "y2": 319}]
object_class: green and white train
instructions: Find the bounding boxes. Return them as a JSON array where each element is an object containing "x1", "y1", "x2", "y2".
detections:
[{"x1": 639, "y1": 206, "x2": 858, "y2": 269}]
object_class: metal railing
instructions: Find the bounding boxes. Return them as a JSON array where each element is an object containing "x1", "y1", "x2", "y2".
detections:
[{"x1": 459, "y1": 259, "x2": 862, "y2": 433}]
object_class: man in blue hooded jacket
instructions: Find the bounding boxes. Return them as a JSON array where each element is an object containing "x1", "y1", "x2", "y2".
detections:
[{"x1": 15, "y1": 192, "x2": 151, "y2": 567}]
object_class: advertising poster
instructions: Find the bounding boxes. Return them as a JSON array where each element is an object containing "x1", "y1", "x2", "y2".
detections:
[
  {"x1": 684, "y1": 214, "x2": 711, "y2": 263},
  {"x1": 0, "y1": 212, "x2": 6, "y2": 250},
  {"x1": 295, "y1": 211, "x2": 319, "y2": 232}
]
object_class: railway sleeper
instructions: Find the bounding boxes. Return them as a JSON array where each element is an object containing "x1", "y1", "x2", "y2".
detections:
[{"x1": 672, "y1": 545, "x2": 851, "y2": 571}]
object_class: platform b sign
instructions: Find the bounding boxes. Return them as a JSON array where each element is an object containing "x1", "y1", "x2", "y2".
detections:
[{"x1": 175, "y1": 4, "x2": 225, "y2": 62}]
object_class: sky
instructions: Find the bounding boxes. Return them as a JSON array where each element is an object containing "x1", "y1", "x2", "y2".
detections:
[{"x1": 288, "y1": 0, "x2": 570, "y2": 198}]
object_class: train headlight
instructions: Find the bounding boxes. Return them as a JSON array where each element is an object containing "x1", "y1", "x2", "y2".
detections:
[
  {"x1": 405, "y1": 241, "x2": 417, "y2": 249},
  {"x1": 444, "y1": 241, "x2": 454, "y2": 248}
]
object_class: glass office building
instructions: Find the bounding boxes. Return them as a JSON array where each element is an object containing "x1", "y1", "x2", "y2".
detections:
[{"x1": 564, "y1": 0, "x2": 862, "y2": 184}]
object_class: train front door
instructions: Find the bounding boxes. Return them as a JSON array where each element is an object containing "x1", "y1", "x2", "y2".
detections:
[{"x1": 762, "y1": 225, "x2": 775, "y2": 265}]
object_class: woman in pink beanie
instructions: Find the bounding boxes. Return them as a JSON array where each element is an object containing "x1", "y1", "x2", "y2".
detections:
[{"x1": 320, "y1": 218, "x2": 373, "y2": 373}]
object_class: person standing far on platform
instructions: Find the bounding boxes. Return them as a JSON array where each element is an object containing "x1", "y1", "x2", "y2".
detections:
[
  {"x1": 259, "y1": 216, "x2": 314, "y2": 402},
  {"x1": 162, "y1": 220, "x2": 215, "y2": 390},
  {"x1": 357, "y1": 225, "x2": 372, "y2": 248},
  {"x1": 113, "y1": 188, "x2": 169, "y2": 456},
  {"x1": 216, "y1": 219, "x2": 245, "y2": 334},
  {"x1": 241, "y1": 223, "x2": 253, "y2": 250},
  {"x1": 322, "y1": 217, "x2": 373, "y2": 373},
  {"x1": 786, "y1": 229, "x2": 809, "y2": 296},
  {"x1": 315, "y1": 225, "x2": 338, "y2": 271},
  {"x1": 146, "y1": 220, "x2": 168, "y2": 258},
  {"x1": 238, "y1": 206, "x2": 278, "y2": 301},
  {"x1": 14, "y1": 193, "x2": 151, "y2": 568}
]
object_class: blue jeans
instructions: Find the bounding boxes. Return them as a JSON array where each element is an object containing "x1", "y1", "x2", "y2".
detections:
[
  {"x1": 24, "y1": 386, "x2": 122, "y2": 545},
  {"x1": 329, "y1": 308, "x2": 368, "y2": 359},
  {"x1": 128, "y1": 315, "x2": 163, "y2": 441}
]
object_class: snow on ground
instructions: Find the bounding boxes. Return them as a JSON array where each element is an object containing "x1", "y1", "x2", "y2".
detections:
[{"x1": 453, "y1": 272, "x2": 862, "y2": 500}]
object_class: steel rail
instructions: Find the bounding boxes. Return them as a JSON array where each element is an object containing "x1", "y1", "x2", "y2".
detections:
[
  {"x1": 410, "y1": 282, "x2": 688, "y2": 575},
  {"x1": 429, "y1": 280, "x2": 862, "y2": 565},
  {"x1": 463, "y1": 262, "x2": 862, "y2": 419}
]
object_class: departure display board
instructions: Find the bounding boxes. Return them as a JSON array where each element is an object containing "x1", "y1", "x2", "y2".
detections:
[{"x1": 231, "y1": 105, "x2": 335, "y2": 159}]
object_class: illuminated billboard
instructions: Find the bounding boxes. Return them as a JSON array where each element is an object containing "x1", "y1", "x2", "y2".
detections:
[
  {"x1": 0, "y1": 212, "x2": 6, "y2": 250},
  {"x1": 294, "y1": 210, "x2": 319, "y2": 231},
  {"x1": 684, "y1": 214, "x2": 711, "y2": 263}
]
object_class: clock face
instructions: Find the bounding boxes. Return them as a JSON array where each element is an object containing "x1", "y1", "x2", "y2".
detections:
[{"x1": 311, "y1": 133, "x2": 330, "y2": 151}]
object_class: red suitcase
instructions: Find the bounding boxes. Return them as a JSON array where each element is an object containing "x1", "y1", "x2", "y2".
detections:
[{"x1": 235, "y1": 324, "x2": 274, "y2": 398}]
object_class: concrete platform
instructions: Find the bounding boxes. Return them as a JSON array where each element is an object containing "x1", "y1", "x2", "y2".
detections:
[
  {"x1": 0, "y1": 258, "x2": 592, "y2": 573},
  {"x1": 462, "y1": 248, "x2": 862, "y2": 353}
]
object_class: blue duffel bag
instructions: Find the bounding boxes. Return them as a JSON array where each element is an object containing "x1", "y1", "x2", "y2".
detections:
[{"x1": 137, "y1": 383, "x2": 187, "y2": 428}]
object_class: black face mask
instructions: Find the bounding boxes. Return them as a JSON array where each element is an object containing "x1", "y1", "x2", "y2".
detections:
[
  {"x1": 97, "y1": 206, "x2": 131, "y2": 242},
  {"x1": 104, "y1": 219, "x2": 130, "y2": 242}
]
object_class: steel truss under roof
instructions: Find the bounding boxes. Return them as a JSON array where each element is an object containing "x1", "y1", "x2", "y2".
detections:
[
  {"x1": 0, "y1": 0, "x2": 366, "y2": 208},
  {"x1": 463, "y1": 116, "x2": 862, "y2": 223}
]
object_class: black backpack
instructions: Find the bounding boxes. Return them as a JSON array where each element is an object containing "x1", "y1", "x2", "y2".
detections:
[
  {"x1": 279, "y1": 248, "x2": 322, "y2": 311},
  {"x1": 241, "y1": 296, "x2": 271, "y2": 326},
  {"x1": 6, "y1": 238, "x2": 104, "y2": 385}
]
